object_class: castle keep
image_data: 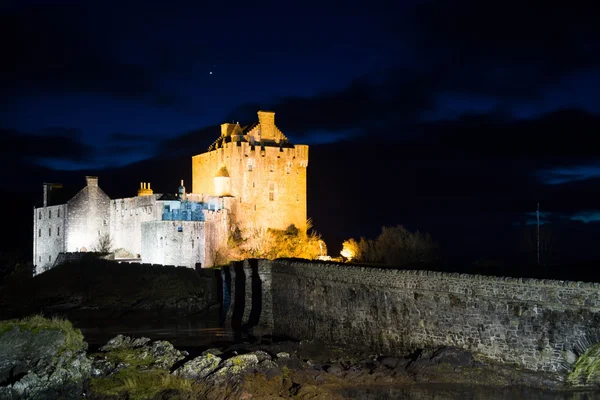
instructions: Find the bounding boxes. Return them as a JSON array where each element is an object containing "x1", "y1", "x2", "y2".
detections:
[{"x1": 32, "y1": 111, "x2": 308, "y2": 274}]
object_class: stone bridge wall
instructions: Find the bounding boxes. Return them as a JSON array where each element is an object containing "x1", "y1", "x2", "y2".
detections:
[{"x1": 221, "y1": 259, "x2": 600, "y2": 373}]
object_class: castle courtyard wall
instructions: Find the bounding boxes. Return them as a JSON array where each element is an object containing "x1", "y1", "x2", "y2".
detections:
[
  {"x1": 223, "y1": 259, "x2": 600, "y2": 373},
  {"x1": 110, "y1": 194, "x2": 162, "y2": 257}
]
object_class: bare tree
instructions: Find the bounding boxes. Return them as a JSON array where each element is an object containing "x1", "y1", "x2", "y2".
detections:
[{"x1": 93, "y1": 233, "x2": 113, "y2": 254}]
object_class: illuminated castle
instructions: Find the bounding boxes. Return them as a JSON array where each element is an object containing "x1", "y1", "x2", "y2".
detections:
[{"x1": 32, "y1": 111, "x2": 309, "y2": 274}]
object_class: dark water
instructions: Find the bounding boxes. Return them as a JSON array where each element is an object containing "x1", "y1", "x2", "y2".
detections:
[
  {"x1": 341, "y1": 384, "x2": 600, "y2": 399},
  {"x1": 64, "y1": 308, "x2": 236, "y2": 352},
  {"x1": 64, "y1": 311, "x2": 600, "y2": 399}
]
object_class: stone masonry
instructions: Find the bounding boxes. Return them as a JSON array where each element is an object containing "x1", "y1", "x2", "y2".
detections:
[{"x1": 222, "y1": 259, "x2": 600, "y2": 374}]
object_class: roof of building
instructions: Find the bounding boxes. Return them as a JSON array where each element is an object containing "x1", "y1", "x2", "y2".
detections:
[
  {"x1": 215, "y1": 166, "x2": 230, "y2": 178},
  {"x1": 157, "y1": 193, "x2": 180, "y2": 201}
]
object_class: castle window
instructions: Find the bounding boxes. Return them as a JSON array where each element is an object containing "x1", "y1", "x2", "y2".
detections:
[
  {"x1": 270, "y1": 165, "x2": 274, "y2": 172},
  {"x1": 178, "y1": 226, "x2": 183, "y2": 232},
  {"x1": 39, "y1": 256, "x2": 41, "y2": 263},
  {"x1": 39, "y1": 211, "x2": 41, "y2": 219},
  {"x1": 48, "y1": 227, "x2": 51, "y2": 236},
  {"x1": 57, "y1": 226, "x2": 60, "y2": 236},
  {"x1": 286, "y1": 162, "x2": 291, "y2": 174},
  {"x1": 57, "y1": 209, "x2": 60, "y2": 218},
  {"x1": 48, "y1": 255, "x2": 51, "y2": 262},
  {"x1": 269, "y1": 183, "x2": 275, "y2": 201},
  {"x1": 49, "y1": 210, "x2": 51, "y2": 218},
  {"x1": 248, "y1": 159, "x2": 254, "y2": 171},
  {"x1": 38, "y1": 229, "x2": 41, "y2": 237},
  {"x1": 269, "y1": 192, "x2": 274, "y2": 201},
  {"x1": 104, "y1": 220, "x2": 107, "y2": 226}
]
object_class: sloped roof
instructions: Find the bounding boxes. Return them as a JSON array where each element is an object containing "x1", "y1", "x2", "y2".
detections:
[
  {"x1": 215, "y1": 166, "x2": 230, "y2": 178},
  {"x1": 157, "y1": 193, "x2": 180, "y2": 201}
]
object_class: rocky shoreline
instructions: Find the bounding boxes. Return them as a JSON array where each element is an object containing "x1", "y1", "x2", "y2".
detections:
[{"x1": 1, "y1": 317, "x2": 599, "y2": 399}]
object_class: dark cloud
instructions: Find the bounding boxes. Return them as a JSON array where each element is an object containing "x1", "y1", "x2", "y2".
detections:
[
  {"x1": 0, "y1": 128, "x2": 93, "y2": 163},
  {"x1": 226, "y1": 69, "x2": 438, "y2": 139},
  {"x1": 109, "y1": 132, "x2": 155, "y2": 142},
  {"x1": 0, "y1": 3, "x2": 176, "y2": 104},
  {"x1": 412, "y1": 0, "x2": 600, "y2": 91}
]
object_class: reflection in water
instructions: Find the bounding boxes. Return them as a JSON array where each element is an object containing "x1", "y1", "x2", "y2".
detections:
[
  {"x1": 341, "y1": 384, "x2": 600, "y2": 400},
  {"x1": 65, "y1": 309, "x2": 235, "y2": 350}
]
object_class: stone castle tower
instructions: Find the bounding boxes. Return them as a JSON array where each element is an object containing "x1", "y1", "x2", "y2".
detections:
[{"x1": 192, "y1": 110, "x2": 308, "y2": 232}]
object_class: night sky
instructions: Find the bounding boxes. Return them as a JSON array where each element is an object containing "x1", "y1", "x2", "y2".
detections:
[{"x1": 2, "y1": 0, "x2": 600, "y2": 274}]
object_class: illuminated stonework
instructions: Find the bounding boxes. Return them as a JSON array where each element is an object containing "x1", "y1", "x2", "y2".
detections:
[
  {"x1": 32, "y1": 110, "x2": 309, "y2": 273},
  {"x1": 193, "y1": 110, "x2": 308, "y2": 232}
]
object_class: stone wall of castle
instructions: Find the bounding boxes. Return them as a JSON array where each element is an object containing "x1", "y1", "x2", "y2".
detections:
[
  {"x1": 109, "y1": 194, "x2": 162, "y2": 257},
  {"x1": 140, "y1": 209, "x2": 228, "y2": 268},
  {"x1": 65, "y1": 177, "x2": 111, "y2": 253},
  {"x1": 191, "y1": 139, "x2": 308, "y2": 232},
  {"x1": 32, "y1": 204, "x2": 66, "y2": 274},
  {"x1": 222, "y1": 259, "x2": 600, "y2": 373}
]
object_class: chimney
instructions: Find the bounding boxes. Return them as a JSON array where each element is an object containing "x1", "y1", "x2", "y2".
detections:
[
  {"x1": 86, "y1": 176, "x2": 98, "y2": 187},
  {"x1": 137, "y1": 182, "x2": 153, "y2": 196},
  {"x1": 257, "y1": 110, "x2": 276, "y2": 140},
  {"x1": 43, "y1": 183, "x2": 51, "y2": 207},
  {"x1": 178, "y1": 180, "x2": 186, "y2": 199}
]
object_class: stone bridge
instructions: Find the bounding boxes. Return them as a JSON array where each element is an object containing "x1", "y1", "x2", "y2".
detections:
[{"x1": 221, "y1": 258, "x2": 600, "y2": 373}]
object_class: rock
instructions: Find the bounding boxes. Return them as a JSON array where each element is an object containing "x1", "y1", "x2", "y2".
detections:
[
  {"x1": 277, "y1": 356, "x2": 305, "y2": 371},
  {"x1": 325, "y1": 364, "x2": 343, "y2": 375},
  {"x1": 99, "y1": 334, "x2": 151, "y2": 351},
  {"x1": 173, "y1": 353, "x2": 221, "y2": 380},
  {"x1": 92, "y1": 335, "x2": 187, "y2": 376},
  {"x1": 252, "y1": 350, "x2": 272, "y2": 362},
  {"x1": 148, "y1": 340, "x2": 188, "y2": 370},
  {"x1": 276, "y1": 352, "x2": 290, "y2": 359},
  {"x1": 222, "y1": 353, "x2": 259, "y2": 368},
  {"x1": 0, "y1": 317, "x2": 91, "y2": 400},
  {"x1": 201, "y1": 348, "x2": 223, "y2": 356},
  {"x1": 255, "y1": 359, "x2": 281, "y2": 379},
  {"x1": 206, "y1": 354, "x2": 259, "y2": 385}
]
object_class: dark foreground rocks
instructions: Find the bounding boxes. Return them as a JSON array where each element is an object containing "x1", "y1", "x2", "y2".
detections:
[
  {"x1": 2, "y1": 316, "x2": 599, "y2": 399},
  {"x1": 0, "y1": 315, "x2": 91, "y2": 399},
  {"x1": 85, "y1": 336, "x2": 600, "y2": 400}
]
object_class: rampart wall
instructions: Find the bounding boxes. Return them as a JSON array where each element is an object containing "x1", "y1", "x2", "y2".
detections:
[
  {"x1": 222, "y1": 259, "x2": 600, "y2": 373},
  {"x1": 110, "y1": 195, "x2": 162, "y2": 257}
]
